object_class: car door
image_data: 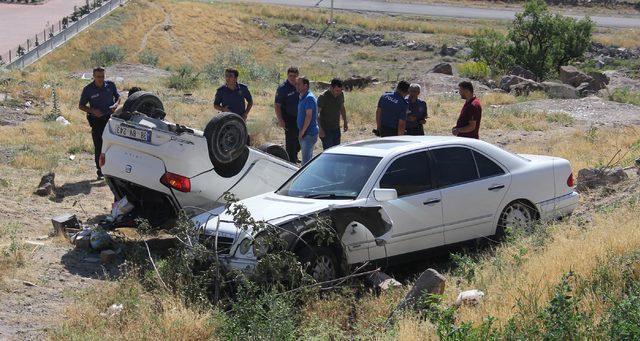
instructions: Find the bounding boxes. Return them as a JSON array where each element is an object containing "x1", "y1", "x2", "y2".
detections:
[
  {"x1": 366, "y1": 150, "x2": 445, "y2": 260},
  {"x1": 431, "y1": 146, "x2": 511, "y2": 245}
]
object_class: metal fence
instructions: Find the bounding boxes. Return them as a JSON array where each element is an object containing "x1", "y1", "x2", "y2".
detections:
[{"x1": 1, "y1": 0, "x2": 124, "y2": 69}]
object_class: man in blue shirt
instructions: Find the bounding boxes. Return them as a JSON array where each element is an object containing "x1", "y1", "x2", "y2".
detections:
[
  {"x1": 274, "y1": 67, "x2": 301, "y2": 163},
  {"x1": 405, "y1": 83, "x2": 427, "y2": 136},
  {"x1": 296, "y1": 76, "x2": 319, "y2": 165},
  {"x1": 79, "y1": 67, "x2": 120, "y2": 179},
  {"x1": 214, "y1": 68, "x2": 253, "y2": 120},
  {"x1": 376, "y1": 81, "x2": 409, "y2": 137}
]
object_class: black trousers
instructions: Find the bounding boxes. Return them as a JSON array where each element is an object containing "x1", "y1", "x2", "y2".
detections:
[
  {"x1": 405, "y1": 125, "x2": 425, "y2": 136},
  {"x1": 380, "y1": 126, "x2": 398, "y2": 137},
  {"x1": 283, "y1": 114, "x2": 300, "y2": 163},
  {"x1": 87, "y1": 114, "x2": 109, "y2": 171}
]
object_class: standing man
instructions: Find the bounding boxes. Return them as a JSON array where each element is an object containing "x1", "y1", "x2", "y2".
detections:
[
  {"x1": 317, "y1": 78, "x2": 348, "y2": 149},
  {"x1": 452, "y1": 81, "x2": 482, "y2": 139},
  {"x1": 275, "y1": 67, "x2": 301, "y2": 163},
  {"x1": 79, "y1": 66, "x2": 120, "y2": 179},
  {"x1": 296, "y1": 77, "x2": 319, "y2": 165},
  {"x1": 405, "y1": 83, "x2": 427, "y2": 136},
  {"x1": 214, "y1": 68, "x2": 253, "y2": 120},
  {"x1": 375, "y1": 81, "x2": 410, "y2": 137}
]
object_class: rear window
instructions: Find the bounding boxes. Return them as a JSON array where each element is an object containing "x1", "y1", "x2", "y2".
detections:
[
  {"x1": 473, "y1": 151, "x2": 505, "y2": 178},
  {"x1": 432, "y1": 147, "x2": 478, "y2": 187}
]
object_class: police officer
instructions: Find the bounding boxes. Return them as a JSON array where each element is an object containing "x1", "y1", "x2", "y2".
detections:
[
  {"x1": 79, "y1": 67, "x2": 120, "y2": 179},
  {"x1": 405, "y1": 83, "x2": 427, "y2": 136},
  {"x1": 275, "y1": 67, "x2": 301, "y2": 163},
  {"x1": 214, "y1": 68, "x2": 253, "y2": 120},
  {"x1": 375, "y1": 80, "x2": 410, "y2": 137}
]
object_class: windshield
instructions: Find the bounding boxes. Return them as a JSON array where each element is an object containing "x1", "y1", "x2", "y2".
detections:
[{"x1": 277, "y1": 153, "x2": 382, "y2": 199}]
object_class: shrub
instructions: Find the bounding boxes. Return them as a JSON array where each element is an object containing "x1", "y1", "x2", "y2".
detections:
[
  {"x1": 458, "y1": 61, "x2": 490, "y2": 80},
  {"x1": 138, "y1": 49, "x2": 159, "y2": 67},
  {"x1": 609, "y1": 88, "x2": 640, "y2": 106},
  {"x1": 204, "y1": 48, "x2": 280, "y2": 83},
  {"x1": 607, "y1": 284, "x2": 640, "y2": 340},
  {"x1": 167, "y1": 65, "x2": 200, "y2": 90},
  {"x1": 469, "y1": 29, "x2": 513, "y2": 74},
  {"x1": 89, "y1": 45, "x2": 124, "y2": 67}
]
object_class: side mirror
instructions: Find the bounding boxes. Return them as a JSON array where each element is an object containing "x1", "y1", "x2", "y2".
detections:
[{"x1": 373, "y1": 188, "x2": 397, "y2": 202}]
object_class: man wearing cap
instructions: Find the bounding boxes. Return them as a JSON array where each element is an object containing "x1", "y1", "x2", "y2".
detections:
[
  {"x1": 275, "y1": 67, "x2": 301, "y2": 163},
  {"x1": 79, "y1": 66, "x2": 120, "y2": 179},
  {"x1": 375, "y1": 81, "x2": 409, "y2": 137}
]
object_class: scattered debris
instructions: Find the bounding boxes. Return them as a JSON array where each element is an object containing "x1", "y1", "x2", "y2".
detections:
[
  {"x1": 71, "y1": 228, "x2": 92, "y2": 249},
  {"x1": 22, "y1": 281, "x2": 37, "y2": 287},
  {"x1": 366, "y1": 271, "x2": 402, "y2": 293},
  {"x1": 34, "y1": 172, "x2": 55, "y2": 196},
  {"x1": 455, "y1": 289, "x2": 485, "y2": 306},
  {"x1": 55, "y1": 116, "x2": 70, "y2": 126},
  {"x1": 51, "y1": 213, "x2": 80, "y2": 236},
  {"x1": 251, "y1": 17, "x2": 269, "y2": 29},
  {"x1": 576, "y1": 167, "x2": 629, "y2": 192},
  {"x1": 100, "y1": 303, "x2": 124, "y2": 318},
  {"x1": 89, "y1": 228, "x2": 113, "y2": 251},
  {"x1": 111, "y1": 196, "x2": 134, "y2": 218},
  {"x1": 69, "y1": 154, "x2": 76, "y2": 161}
]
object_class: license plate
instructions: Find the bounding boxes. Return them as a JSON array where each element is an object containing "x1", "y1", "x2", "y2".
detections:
[{"x1": 115, "y1": 124, "x2": 151, "y2": 142}]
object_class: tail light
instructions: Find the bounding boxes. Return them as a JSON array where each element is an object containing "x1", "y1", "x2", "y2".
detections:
[
  {"x1": 160, "y1": 172, "x2": 191, "y2": 192},
  {"x1": 567, "y1": 172, "x2": 574, "y2": 187},
  {"x1": 99, "y1": 153, "x2": 105, "y2": 167}
]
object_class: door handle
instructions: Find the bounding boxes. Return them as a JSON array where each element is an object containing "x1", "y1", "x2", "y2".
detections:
[
  {"x1": 488, "y1": 185, "x2": 505, "y2": 191},
  {"x1": 423, "y1": 198, "x2": 441, "y2": 205}
]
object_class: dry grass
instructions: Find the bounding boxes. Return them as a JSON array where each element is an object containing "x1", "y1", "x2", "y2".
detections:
[
  {"x1": 0, "y1": 222, "x2": 26, "y2": 289},
  {"x1": 51, "y1": 277, "x2": 220, "y2": 340},
  {"x1": 450, "y1": 200, "x2": 640, "y2": 327},
  {"x1": 593, "y1": 28, "x2": 640, "y2": 48}
]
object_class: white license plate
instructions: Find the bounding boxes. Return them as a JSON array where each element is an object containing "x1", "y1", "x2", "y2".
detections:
[{"x1": 115, "y1": 124, "x2": 151, "y2": 142}]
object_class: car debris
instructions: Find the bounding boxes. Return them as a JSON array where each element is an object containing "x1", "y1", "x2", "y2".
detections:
[
  {"x1": 455, "y1": 289, "x2": 485, "y2": 306},
  {"x1": 366, "y1": 271, "x2": 402, "y2": 293},
  {"x1": 34, "y1": 172, "x2": 55, "y2": 197},
  {"x1": 100, "y1": 303, "x2": 124, "y2": 318},
  {"x1": 89, "y1": 228, "x2": 113, "y2": 251},
  {"x1": 111, "y1": 196, "x2": 134, "y2": 219},
  {"x1": 55, "y1": 116, "x2": 70, "y2": 126},
  {"x1": 51, "y1": 212, "x2": 80, "y2": 236},
  {"x1": 100, "y1": 249, "x2": 118, "y2": 264}
]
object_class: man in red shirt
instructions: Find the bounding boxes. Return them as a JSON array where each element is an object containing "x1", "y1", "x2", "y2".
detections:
[{"x1": 452, "y1": 81, "x2": 481, "y2": 139}]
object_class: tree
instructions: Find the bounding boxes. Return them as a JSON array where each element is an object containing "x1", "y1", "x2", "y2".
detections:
[
  {"x1": 508, "y1": 0, "x2": 593, "y2": 80},
  {"x1": 469, "y1": 29, "x2": 513, "y2": 74}
]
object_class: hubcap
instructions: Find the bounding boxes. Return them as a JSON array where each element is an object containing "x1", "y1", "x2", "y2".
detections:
[
  {"x1": 312, "y1": 254, "x2": 336, "y2": 282},
  {"x1": 502, "y1": 203, "x2": 533, "y2": 233},
  {"x1": 216, "y1": 121, "x2": 244, "y2": 157}
]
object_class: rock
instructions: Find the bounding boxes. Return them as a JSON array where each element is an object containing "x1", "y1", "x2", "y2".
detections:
[
  {"x1": 481, "y1": 79, "x2": 497, "y2": 89},
  {"x1": 163, "y1": 24, "x2": 172, "y2": 31},
  {"x1": 576, "y1": 82, "x2": 599, "y2": 97},
  {"x1": 429, "y1": 63, "x2": 453, "y2": 75},
  {"x1": 342, "y1": 76, "x2": 377, "y2": 91},
  {"x1": 541, "y1": 82, "x2": 578, "y2": 99},
  {"x1": 510, "y1": 81, "x2": 544, "y2": 96},
  {"x1": 499, "y1": 75, "x2": 530, "y2": 92},
  {"x1": 507, "y1": 65, "x2": 538, "y2": 81},
  {"x1": 34, "y1": 172, "x2": 55, "y2": 196},
  {"x1": 455, "y1": 289, "x2": 485, "y2": 306},
  {"x1": 576, "y1": 167, "x2": 629, "y2": 192},
  {"x1": 439, "y1": 44, "x2": 459, "y2": 56},
  {"x1": 588, "y1": 71, "x2": 610, "y2": 89},
  {"x1": 394, "y1": 268, "x2": 446, "y2": 312},
  {"x1": 367, "y1": 271, "x2": 402, "y2": 293},
  {"x1": 100, "y1": 250, "x2": 117, "y2": 264},
  {"x1": 559, "y1": 66, "x2": 592, "y2": 87}
]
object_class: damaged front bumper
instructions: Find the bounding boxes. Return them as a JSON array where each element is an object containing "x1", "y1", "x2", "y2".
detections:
[{"x1": 218, "y1": 254, "x2": 258, "y2": 272}]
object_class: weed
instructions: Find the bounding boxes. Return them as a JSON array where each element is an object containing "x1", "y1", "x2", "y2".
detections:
[
  {"x1": 89, "y1": 45, "x2": 124, "y2": 67},
  {"x1": 546, "y1": 112, "x2": 575, "y2": 126},
  {"x1": 204, "y1": 48, "x2": 280, "y2": 83},
  {"x1": 167, "y1": 65, "x2": 201, "y2": 90},
  {"x1": 609, "y1": 87, "x2": 640, "y2": 106},
  {"x1": 458, "y1": 61, "x2": 490, "y2": 80},
  {"x1": 451, "y1": 252, "x2": 478, "y2": 283},
  {"x1": 138, "y1": 49, "x2": 159, "y2": 67}
]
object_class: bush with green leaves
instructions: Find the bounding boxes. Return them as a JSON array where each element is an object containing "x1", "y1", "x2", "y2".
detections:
[
  {"x1": 204, "y1": 48, "x2": 280, "y2": 83},
  {"x1": 470, "y1": 0, "x2": 593, "y2": 80},
  {"x1": 89, "y1": 45, "x2": 124, "y2": 67},
  {"x1": 138, "y1": 49, "x2": 159, "y2": 67},
  {"x1": 457, "y1": 61, "x2": 491, "y2": 80},
  {"x1": 167, "y1": 65, "x2": 201, "y2": 90}
]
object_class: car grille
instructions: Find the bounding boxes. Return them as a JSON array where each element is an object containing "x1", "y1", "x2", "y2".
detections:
[{"x1": 199, "y1": 234, "x2": 234, "y2": 254}]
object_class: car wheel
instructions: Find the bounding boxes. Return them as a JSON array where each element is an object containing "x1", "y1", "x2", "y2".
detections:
[
  {"x1": 496, "y1": 201, "x2": 536, "y2": 237},
  {"x1": 121, "y1": 91, "x2": 164, "y2": 118},
  {"x1": 258, "y1": 143, "x2": 289, "y2": 162},
  {"x1": 213, "y1": 146, "x2": 249, "y2": 178},
  {"x1": 298, "y1": 246, "x2": 339, "y2": 283},
  {"x1": 204, "y1": 113, "x2": 248, "y2": 166}
]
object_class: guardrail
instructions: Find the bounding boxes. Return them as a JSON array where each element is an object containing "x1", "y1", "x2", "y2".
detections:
[{"x1": 2, "y1": 0, "x2": 124, "y2": 69}]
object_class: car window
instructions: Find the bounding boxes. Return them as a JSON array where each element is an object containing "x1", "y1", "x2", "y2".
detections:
[
  {"x1": 473, "y1": 151, "x2": 505, "y2": 178},
  {"x1": 380, "y1": 152, "x2": 432, "y2": 197},
  {"x1": 432, "y1": 147, "x2": 479, "y2": 187}
]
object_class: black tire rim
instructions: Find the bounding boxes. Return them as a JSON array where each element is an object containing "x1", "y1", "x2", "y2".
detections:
[{"x1": 214, "y1": 120, "x2": 245, "y2": 162}]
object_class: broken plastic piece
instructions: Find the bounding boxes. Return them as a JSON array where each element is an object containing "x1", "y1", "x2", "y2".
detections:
[
  {"x1": 455, "y1": 289, "x2": 485, "y2": 306},
  {"x1": 111, "y1": 196, "x2": 134, "y2": 218},
  {"x1": 55, "y1": 116, "x2": 70, "y2": 126}
]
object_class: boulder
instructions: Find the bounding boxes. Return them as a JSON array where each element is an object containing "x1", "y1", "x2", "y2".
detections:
[
  {"x1": 34, "y1": 172, "x2": 55, "y2": 196},
  {"x1": 439, "y1": 44, "x2": 459, "y2": 57},
  {"x1": 559, "y1": 66, "x2": 592, "y2": 87},
  {"x1": 429, "y1": 63, "x2": 453, "y2": 75},
  {"x1": 388, "y1": 268, "x2": 445, "y2": 323},
  {"x1": 576, "y1": 167, "x2": 629, "y2": 192},
  {"x1": 541, "y1": 82, "x2": 578, "y2": 99},
  {"x1": 510, "y1": 81, "x2": 544, "y2": 96},
  {"x1": 588, "y1": 71, "x2": 610, "y2": 89},
  {"x1": 508, "y1": 65, "x2": 538, "y2": 81},
  {"x1": 342, "y1": 76, "x2": 378, "y2": 91},
  {"x1": 499, "y1": 75, "x2": 530, "y2": 92},
  {"x1": 576, "y1": 82, "x2": 599, "y2": 97}
]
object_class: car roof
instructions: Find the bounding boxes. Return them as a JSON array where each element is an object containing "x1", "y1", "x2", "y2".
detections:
[{"x1": 326, "y1": 136, "x2": 482, "y2": 157}]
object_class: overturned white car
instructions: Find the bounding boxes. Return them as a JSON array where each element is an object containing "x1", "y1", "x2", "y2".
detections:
[
  {"x1": 194, "y1": 136, "x2": 579, "y2": 281},
  {"x1": 100, "y1": 92, "x2": 297, "y2": 226}
]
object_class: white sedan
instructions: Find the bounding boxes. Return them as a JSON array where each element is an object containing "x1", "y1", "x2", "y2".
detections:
[{"x1": 194, "y1": 136, "x2": 579, "y2": 281}]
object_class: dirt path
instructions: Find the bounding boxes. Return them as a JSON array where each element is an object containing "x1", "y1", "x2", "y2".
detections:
[{"x1": 135, "y1": 0, "x2": 193, "y2": 64}]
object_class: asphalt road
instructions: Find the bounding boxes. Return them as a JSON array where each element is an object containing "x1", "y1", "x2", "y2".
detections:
[{"x1": 239, "y1": 0, "x2": 640, "y2": 28}]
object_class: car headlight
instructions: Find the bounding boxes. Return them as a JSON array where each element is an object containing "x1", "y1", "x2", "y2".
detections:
[
  {"x1": 253, "y1": 234, "x2": 269, "y2": 258},
  {"x1": 237, "y1": 238, "x2": 252, "y2": 255}
]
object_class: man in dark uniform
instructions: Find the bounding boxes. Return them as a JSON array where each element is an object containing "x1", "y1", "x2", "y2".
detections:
[
  {"x1": 275, "y1": 67, "x2": 301, "y2": 163},
  {"x1": 214, "y1": 68, "x2": 253, "y2": 120},
  {"x1": 452, "y1": 81, "x2": 482, "y2": 139},
  {"x1": 79, "y1": 67, "x2": 120, "y2": 179},
  {"x1": 375, "y1": 80, "x2": 410, "y2": 137},
  {"x1": 405, "y1": 83, "x2": 427, "y2": 136}
]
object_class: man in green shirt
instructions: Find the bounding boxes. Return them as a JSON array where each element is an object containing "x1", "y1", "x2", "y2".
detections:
[{"x1": 317, "y1": 78, "x2": 348, "y2": 150}]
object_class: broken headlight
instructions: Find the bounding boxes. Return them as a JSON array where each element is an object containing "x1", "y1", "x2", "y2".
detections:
[
  {"x1": 252, "y1": 234, "x2": 269, "y2": 258},
  {"x1": 237, "y1": 238, "x2": 252, "y2": 255}
]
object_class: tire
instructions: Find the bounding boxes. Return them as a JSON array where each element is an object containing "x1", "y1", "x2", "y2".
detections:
[
  {"x1": 204, "y1": 113, "x2": 248, "y2": 165},
  {"x1": 297, "y1": 246, "x2": 340, "y2": 283},
  {"x1": 213, "y1": 146, "x2": 249, "y2": 178},
  {"x1": 122, "y1": 91, "x2": 164, "y2": 118},
  {"x1": 258, "y1": 143, "x2": 289, "y2": 162},
  {"x1": 495, "y1": 201, "x2": 537, "y2": 238}
]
